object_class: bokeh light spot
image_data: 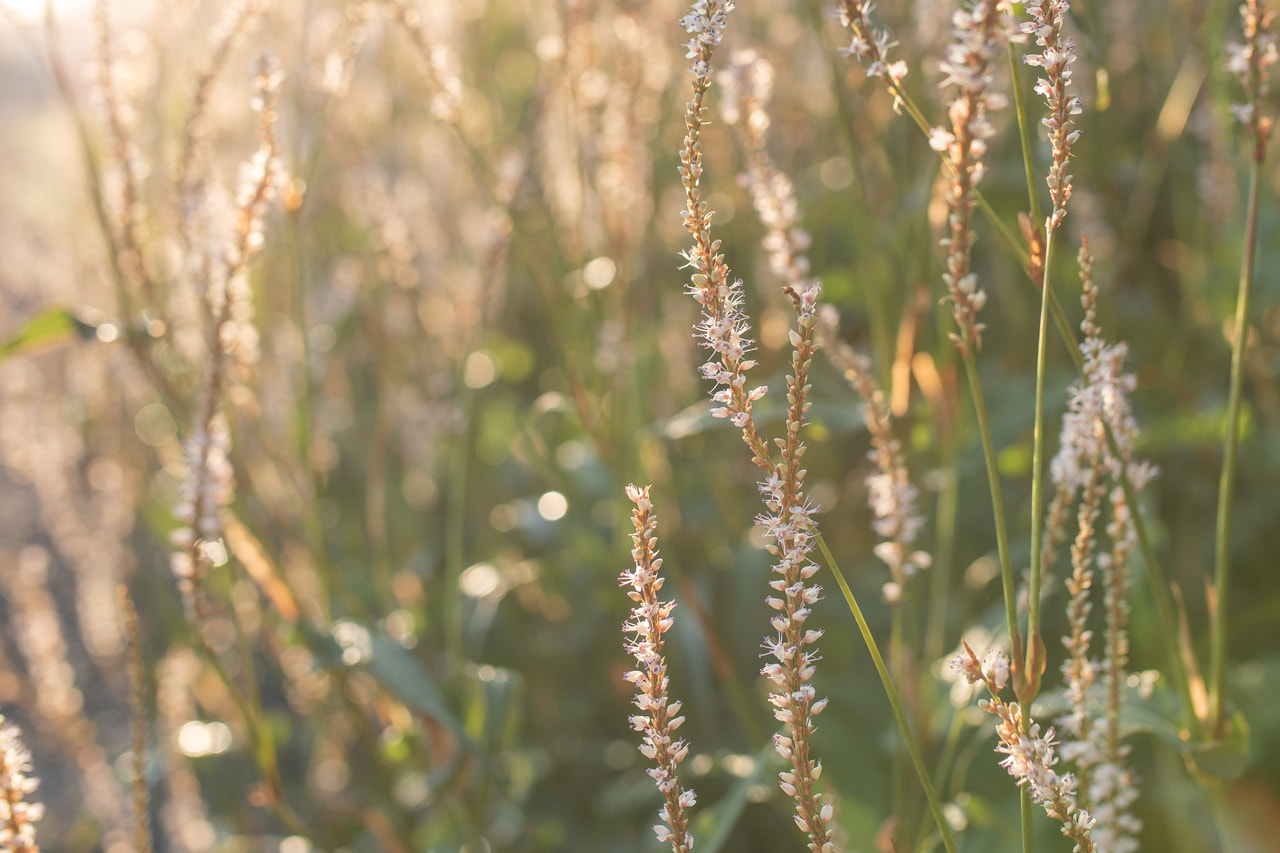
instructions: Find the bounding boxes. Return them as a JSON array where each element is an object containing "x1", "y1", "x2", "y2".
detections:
[{"x1": 537, "y1": 491, "x2": 568, "y2": 521}]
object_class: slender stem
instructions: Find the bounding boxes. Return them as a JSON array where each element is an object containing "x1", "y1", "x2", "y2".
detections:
[
  {"x1": 1209, "y1": 152, "x2": 1262, "y2": 735},
  {"x1": 856, "y1": 58, "x2": 1191, "y2": 710},
  {"x1": 879, "y1": 20, "x2": 1196, "y2": 738},
  {"x1": 961, "y1": 355, "x2": 1021, "y2": 660},
  {"x1": 1007, "y1": 28, "x2": 1052, "y2": 687},
  {"x1": 1009, "y1": 46, "x2": 1044, "y2": 227},
  {"x1": 445, "y1": 383, "x2": 474, "y2": 661},
  {"x1": 844, "y1": 0, "x2": 1195, "y2": 739},
  {"x1": 924, "y1": 458, "x2": 959, "y2": 662},
  {"x1": 891, "y1": 603, "x2": 907, "y2": 850},
  {"x1": 1208, "y1": 780, "x2": 1241, "y2": 853},
  {"x1": 1020, "y1": 787, "x2": 1035, "y2": 853},
  {"x1": 817, "y1": 534, "x2": 958, "y2": 853},
  {"x1": 1027, "y1": 228, "x2": 1055, "y2": 655}
]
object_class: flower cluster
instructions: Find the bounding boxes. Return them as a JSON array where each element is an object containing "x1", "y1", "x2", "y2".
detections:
[
  {"x1": 677, "y1": 0, "x2": 772, "y2": 468},
  {"x1": 675, "y1": 9, "x2": 835, "y2": 848},
  {"x1": 1022, "y1": 0, "x2": 1082, "y2": 230},
  {"x1": 0, "y1": 717, "x2": 42, "y2": 853},
  {"x1": 1051, "y1": 248, "x2": 1157, "y2": 496},
  {"x1": 681, "y1": 0, "x2": 736, "y2": 79},
  {"x1": 720, "y1": 52, "x2": 812, "y2": 290},
  {"x1": 691, "y1": 278, "x2": 767, "y2": 432},
  {"x1": 1225, "y1": 0, "x2": 1278, "y2": 136},
  {"x1": 172, "y1": 56, "x2": 286, "y2": 623},
  {"x1": 758, "y1": 283, "x2": 838, "y2": 853},
  {"x1": 380, "y1": 0, "x2": 464, "y2": 122},
  {"x1": 951, "y1": 644, "x2": 1095, "y2": 852},
  {"x1": 620, "y1": 486, "x2": 696, "y2": 853},
  {"x1": 818, "y1": 308, "x2": 930, "y2": 604},
  {"x1": 1046, "y1": 247, "x2": 1147, "y2": 853},
  {"x1": 836, "y1": 1, "x2": 909, "y2": 108},
  {"x1": 930, "y1": 0, "x2": 1020, "y2": 355},
  {"x1": 169, "y1": 413, "x2": 234, "y2": 621}
]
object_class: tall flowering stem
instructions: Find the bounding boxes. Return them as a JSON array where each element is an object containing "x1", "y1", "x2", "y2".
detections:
[
  {"x1": 930, "y1": 0, "x2": 1017, "y2": 356},
  {"x1": 0, "y1": 717, "x2": 43, "y2": 853},
  {"x1": 928, "y1": 0, "x2": 1029, "y2": 711},
  {"x1": 718, "y1": 53, "x2": 931, "y2": 607},
  {"x1": 93, "y1": 0, "x2": 159, "y2": 320},
  {"x1": 620, "y1": 486, "x2": 697, "y2": 853},
  {"x1": 835, "y1": 0, "x2": 913, "y2": 115},
  {"x1": 677, "y1": 8, "x2": 835, "y2": 848},
  {"x1": 758, "y1": 283, "x2": 837, "y2": 853},
  {"x1": 170, "y1": 56, "x2": 284, "y2": 624},
  {"x1": 678, "y1": 1, "x2": 770, "y2": 470},
  {"x1": 1019, "y1": 0, "x2": 1081, "y2": 689},
  {"x1": 952, "y1": 644, "x2": 1096, "y2": 853},
  {"x1": 1049, "y1": 248, "x2": 1150, "y2": 853},
  {"x1": 1022, "y1": 0, "x2": 1081, "y2": 231},
  {"x1": 1211, "y1": 0, "x2": 1277, "y2": 736}
]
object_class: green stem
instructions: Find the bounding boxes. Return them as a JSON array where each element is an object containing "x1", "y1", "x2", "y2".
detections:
[
  {"x1": 891, "y1": 603, "x2": 906, "y2": 851},
  {"x1": 1209, "y1": 149, "x2": 1262, "y2": 735},
  {"x1": 1020, "y1": 787, "x2": 1035, "y2": 853},
  {"x1": 924, "y1": 457, "x2": 959, "y2": 662},
  {"x1": 860, "y1": 64, "x2": 1186, "y2": 712},
  {"x1": 445, "y1": 382, "x2": 475, "y2": 661},
  {"x1": 817, "y1": 534, "x2": 958, "y2": 853},
  {"x1": 1007, "y1": 28, "x2": 1053, "y2": 686},
  {"x1": 1208, "y1": 780, "x2": 1241, "y2": 853},
  {"x1": 961, "y1": 355, "x2": 1022, "y2": 661},
  {"x1": 1009, "y1": 45, "x2": 1044, "y2": 227},
  {"x1": 1027, "y1": 228, "x2": 1055, "y2": 658},
  {"x1": 887, "y1": 30, "x2": 1195, "y2": 736}
]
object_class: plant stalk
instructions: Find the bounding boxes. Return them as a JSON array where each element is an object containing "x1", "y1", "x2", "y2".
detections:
[
  {"x1": 961, "y1": 355, "x2": 1022, "y2": 664},
  {"x1": 817, "y1": 534, "x2": 958, "y2": 853},
  {"x1": 1209, "y1": 149, "x2": 1262, "y2": 735}
]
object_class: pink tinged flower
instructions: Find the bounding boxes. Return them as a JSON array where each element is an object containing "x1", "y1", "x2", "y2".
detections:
[
  {"x1": 983, "y1": 648, "x2": 1011, "y2": 690},
  {"x1": 949, "y1": 650, "x2": 984, "y2": 684}
]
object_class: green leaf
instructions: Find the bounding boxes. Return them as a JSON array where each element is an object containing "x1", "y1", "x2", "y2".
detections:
[
  {"x1": 0, "y1": 307, "x2": 95, "y2": 361},
  {"x1": 308, "y1": 623, "x2": 480, "y2": 788},
  {"x1": 1185, "y1": 710, "x2": 1251, "y2": 781},
  {"x1": 366, "y1": 633, "x2": 463, "y2": 733}
]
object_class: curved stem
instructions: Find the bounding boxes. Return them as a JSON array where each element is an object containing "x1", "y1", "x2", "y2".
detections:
[{"x1": 817, "y1": 534, "x2": 958, "y2": 853}]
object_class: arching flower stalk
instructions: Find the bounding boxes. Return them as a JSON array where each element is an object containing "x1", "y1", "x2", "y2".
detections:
[
  {"x1": 677, "y1": 8, "x2": 836, "y2": 847},
  {"x1": 835, "y1": 0, "x2": 910, "y2": 111},
  {"x1": 951, "y1": 643, "x2": 1095, "y2": 852},
  {"x1": 719, "y1": 52, "x2": 929, "y2": 609},
  {"x1": 719, "y1": 52, "x2": 810, "y2": 292}
]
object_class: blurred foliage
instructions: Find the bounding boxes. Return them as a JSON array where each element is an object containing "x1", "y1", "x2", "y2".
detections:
[{"x1": 0, "y1": 0, "x2": 1277, "y2": 851}]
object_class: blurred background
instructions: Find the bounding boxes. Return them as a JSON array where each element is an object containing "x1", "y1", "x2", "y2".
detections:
[{"x1": 0, "y1": 0, "x2": 1278, "y2": 850}]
